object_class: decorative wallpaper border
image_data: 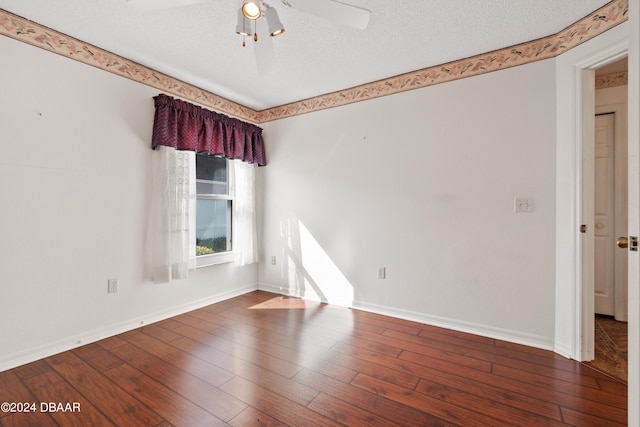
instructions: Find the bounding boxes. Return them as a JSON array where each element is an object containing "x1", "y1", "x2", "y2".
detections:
[
  {"x1": 0, "y1": 0, "x2": 628, "y2": 124},
  {"x1": 596, "y1": 71, "x2": 629, "y2": 89},
  {"x1": 257, "y1": 0, "x2": 628, "y2": 122},
  {"x1": 0, "y1": 10, "x2": 260, "y2": 123}
]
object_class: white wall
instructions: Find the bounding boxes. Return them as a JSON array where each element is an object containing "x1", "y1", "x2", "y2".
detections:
[
  {"x1": 0, "y1": 36, "x2": 258, "y2": 370},
  {"x1": 259, "y1": 59, "x2": 557, "y2": 348}
]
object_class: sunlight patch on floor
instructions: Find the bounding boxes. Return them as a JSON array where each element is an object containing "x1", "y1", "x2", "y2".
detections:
[{"x1": 249, "y1": 296, "x2": 324, "y2": 310}]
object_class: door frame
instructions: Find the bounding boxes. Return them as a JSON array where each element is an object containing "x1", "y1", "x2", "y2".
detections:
[
  {"x1": 554, "y1": 26, "x2": 629, "y2": 363},
  {"x1": 577, "y1": 50, "x2": 628, "y2": 362}
]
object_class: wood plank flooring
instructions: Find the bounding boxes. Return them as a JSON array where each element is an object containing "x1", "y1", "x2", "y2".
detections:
[{"x1": 0, "y1": 290, "x2": 627, "y2": 426}]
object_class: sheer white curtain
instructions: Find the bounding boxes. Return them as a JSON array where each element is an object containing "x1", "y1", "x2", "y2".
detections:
[
  {"x1": 150, "y1": 146, "x2": 196, "y2": 283},
  {"x1": 149, "y1": 152, "x2": 257, "y2": 283},
  {"x1": 232, "y1": 159, "x2": 258, "y2": 266}
]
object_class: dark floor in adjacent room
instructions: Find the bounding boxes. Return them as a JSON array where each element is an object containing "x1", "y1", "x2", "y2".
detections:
[{"x1": 584, "y1": 314, "x2": 628, "y2": 384}]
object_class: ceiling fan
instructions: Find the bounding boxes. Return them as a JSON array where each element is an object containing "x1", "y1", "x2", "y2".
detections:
[{"x1": 127, "y1": 0, "x2": 370, "y2": 74}]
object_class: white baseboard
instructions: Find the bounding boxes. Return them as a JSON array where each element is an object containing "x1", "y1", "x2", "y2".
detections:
[
  {"x1": 258, "y1": 283, "x2": 554, "y2": 352},
  {"x1": 3, "y1": 281, "x2": 556, "y2": 373},
  {"x1": 352, "y1": 300, "x2": 555, "y2": 351},
  {"x1": 0, "y1": 283, "x2": 258, "y2": 373},
  {"x1": 553, "y1": 342, "x2": 574, "y2": 360},
  {"x1": 257, "y1": 282, "x2": 355, "y2": 307}
]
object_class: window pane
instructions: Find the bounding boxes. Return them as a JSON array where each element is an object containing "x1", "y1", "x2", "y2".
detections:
[
  {"x1": 196, "y1": 199, "x2": 231, "y2": 255},
  {"x1": 196, "y1": 154, "x2": 228, "y2": 195}
]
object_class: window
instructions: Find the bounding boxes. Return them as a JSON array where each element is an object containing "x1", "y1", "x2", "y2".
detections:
[{"x1": 195, "y1": 154, "x2": 233, "y2": 265}]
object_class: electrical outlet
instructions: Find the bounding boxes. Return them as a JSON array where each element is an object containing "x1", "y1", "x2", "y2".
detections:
[
  {"x1": 515, "y1": 197, "x2": 534, "y2": 213},
  {"x1": 377, "y1": 267, "x2": 386, "y2": 279},
  {"x1": 107, "y1": 278, "x2": 119, "y2": 293},
  {"x1": 271, "y1": 256, "x2": 277, "y2": 265}
]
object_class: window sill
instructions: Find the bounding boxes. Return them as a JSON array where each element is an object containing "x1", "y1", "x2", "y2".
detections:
[{"x1": 196, "y1": 251, "x2": 234, "y2": 268}]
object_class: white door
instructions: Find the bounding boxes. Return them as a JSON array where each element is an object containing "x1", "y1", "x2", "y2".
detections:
[{"x1": 594, "y1": 113, "x2": 617, "y2": 315}]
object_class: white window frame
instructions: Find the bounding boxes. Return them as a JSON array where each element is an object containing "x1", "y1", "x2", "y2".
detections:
[{"x1": 195, "y1": 156, "x2": 235, "y2": 268}]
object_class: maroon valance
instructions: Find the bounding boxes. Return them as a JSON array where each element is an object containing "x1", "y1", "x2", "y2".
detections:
[{"x1": 151, "y1": 94, "x2": 266, "y2": 166}]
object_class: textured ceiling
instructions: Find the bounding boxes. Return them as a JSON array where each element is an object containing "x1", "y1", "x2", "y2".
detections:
[{"x1": 0, "y1": 0, "x2": 611, "y2": 110}]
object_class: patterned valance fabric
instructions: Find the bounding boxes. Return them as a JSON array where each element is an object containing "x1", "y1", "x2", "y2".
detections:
[{"x1": 151, "y1": 94, "x2": 266, "y2": 166}]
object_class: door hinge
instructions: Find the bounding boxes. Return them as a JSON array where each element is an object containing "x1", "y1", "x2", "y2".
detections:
[{"x1": 580, "y1": 224, "x2": 587, "y2": 234}]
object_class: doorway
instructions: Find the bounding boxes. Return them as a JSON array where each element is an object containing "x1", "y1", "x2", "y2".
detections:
[
  {"x1": 554, "y1": 16, "x2": 638, "y2": 425},
  {"x1": 585, "y1": 58, "x2": 629, "y2": 383}
]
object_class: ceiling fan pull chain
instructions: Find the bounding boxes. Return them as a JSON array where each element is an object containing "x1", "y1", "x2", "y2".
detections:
[
  {"x1": 243, "y1": 15, "x2": 247, "y2": 46},
  {"x1": 254, "y1": 19, "x2": 258, "y2": 42}
]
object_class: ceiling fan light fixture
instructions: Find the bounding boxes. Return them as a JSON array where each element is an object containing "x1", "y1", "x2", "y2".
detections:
[
  {"x1": 235, "y1": 8, "x2": 252, "y2": 36},
  {"x1": 265, "y1": 7, "x2": 285, "y2": 37},
  {"x1": 241, "y1": 1, "x2": 261, "y2": 20}
]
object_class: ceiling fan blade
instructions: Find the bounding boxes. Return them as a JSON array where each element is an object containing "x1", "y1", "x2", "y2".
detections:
[
  {"x1": 127, "y1": 0, "x2": 205, "y2": 12},
  {"x1": 254, "y1": 19, "x2": 276, "y2": 75},
  {"x1": 286, "y1": 0, "x2": 370, "y2": 30}
]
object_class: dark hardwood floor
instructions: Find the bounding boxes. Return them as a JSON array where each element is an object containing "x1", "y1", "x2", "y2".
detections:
[{"x1": 0, "y1": 291, "x2": 627, "y2": 426}]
